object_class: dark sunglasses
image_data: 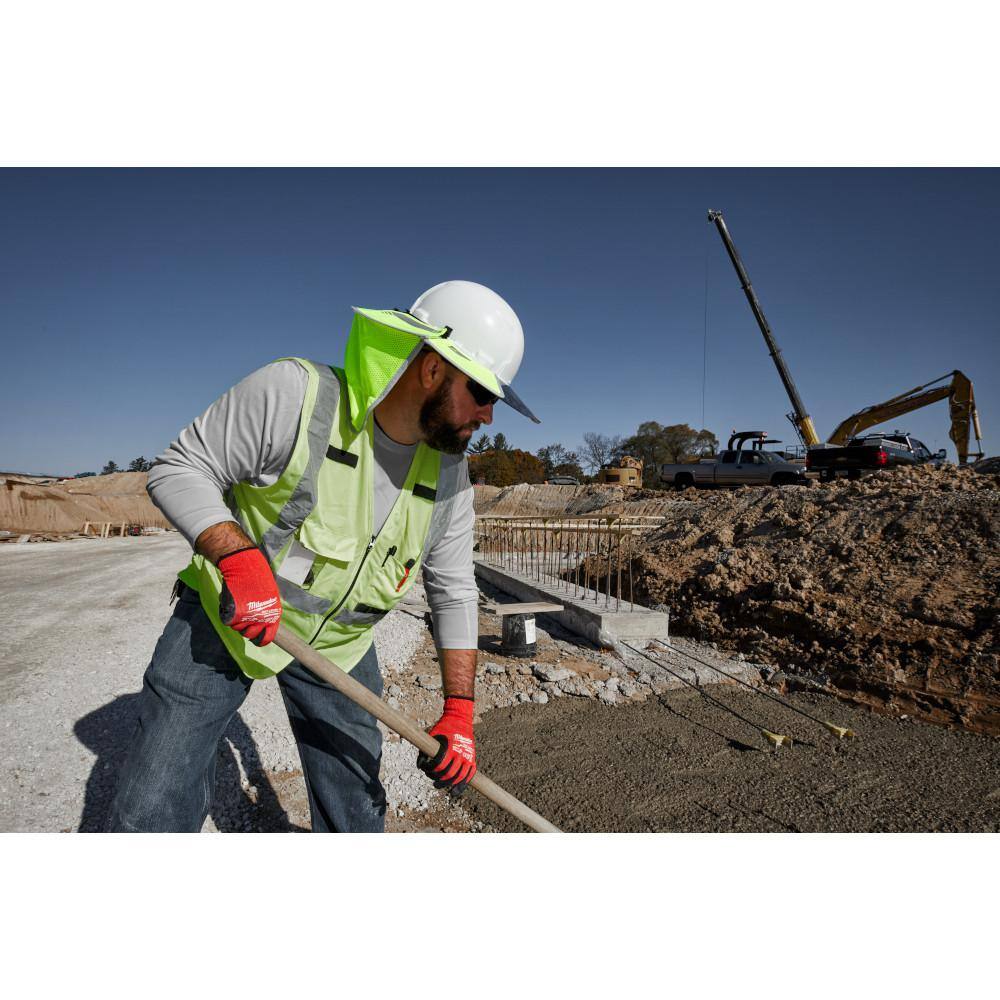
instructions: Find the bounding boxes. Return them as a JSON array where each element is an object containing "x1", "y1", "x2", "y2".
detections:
[{"x1": 466, "y1": 378, "x2": 499, "y2": 407}]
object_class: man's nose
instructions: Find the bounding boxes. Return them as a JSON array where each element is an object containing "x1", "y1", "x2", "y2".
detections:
[{"x1": 479, "y1": 403, "x2": 494, "y2": 425}]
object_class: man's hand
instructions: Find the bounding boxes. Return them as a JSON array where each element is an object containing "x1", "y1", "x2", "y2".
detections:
[
  {"x1": 217, "y1": 546, "x2": 282, "y2": 646},
  {"x1": 417, "y1": 696, "x2": 476, "y2": 794}
]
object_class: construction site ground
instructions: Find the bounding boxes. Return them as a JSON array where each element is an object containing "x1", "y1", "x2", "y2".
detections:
[{"x1": 1, "y1": 526, "x2": 997, "y2": 833}]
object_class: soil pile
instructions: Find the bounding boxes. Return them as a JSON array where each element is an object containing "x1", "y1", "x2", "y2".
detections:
[
  {"x1": 0, "y1": 471, "x2": 171, "y2": 534},
  {"x1": 471, "y1": 484, "x2": 502, "y2": 514},
  {"x1": 619, "y1": 466, "x2": 999, "y2": 734},
  {"x1": 476, "y1": 482, "x2": 679, "y2": 517}
]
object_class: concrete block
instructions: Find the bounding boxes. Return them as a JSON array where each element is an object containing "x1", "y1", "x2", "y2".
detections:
[{"x1": 474, "y1": 558, "x2": 670, "y2": 648}]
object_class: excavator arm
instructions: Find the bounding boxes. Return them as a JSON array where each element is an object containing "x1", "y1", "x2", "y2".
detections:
[{"x1": 827, "y1": 370, "x2": 984, "y2": 464}]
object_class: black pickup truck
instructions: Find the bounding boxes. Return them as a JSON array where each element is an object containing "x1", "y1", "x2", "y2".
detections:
[{"x1": 806, "y1": 432, "x2": 946, "y2": 481}]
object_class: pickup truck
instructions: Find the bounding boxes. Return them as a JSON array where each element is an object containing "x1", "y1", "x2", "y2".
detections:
[
  {"x1": 806, "y1": 432, "x2": 946, "y2": 481},
  {"x1": 661, "y1": 444, "x2": 807, "y2": 489}
]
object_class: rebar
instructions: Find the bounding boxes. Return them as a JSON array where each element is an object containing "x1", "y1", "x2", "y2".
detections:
[{"x1": 475, "y1": 514, "x2": 664, "y2": 610}]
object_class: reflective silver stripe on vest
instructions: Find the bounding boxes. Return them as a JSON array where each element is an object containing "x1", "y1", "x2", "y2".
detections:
[
  {"x1": 276, "y1": 576, "x2": 333, "y2": 616},
  {"x1": 258, "y1": 362, "x2": 343, "y2": 564},
  {"x1": 330, "y1": 606, "x2": 390, "y2": 627},
  {"x1": 422, "y1": 452, "x2": 470, "y2": 556}
]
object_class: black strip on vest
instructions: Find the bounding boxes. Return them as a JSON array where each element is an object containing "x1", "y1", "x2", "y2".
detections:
[
  {"x1": 326, "y1": 445, "x2": 359, "y2": 468},
  {"x1": 413, "y1": 483, "x2": 437, "y2": 501}
]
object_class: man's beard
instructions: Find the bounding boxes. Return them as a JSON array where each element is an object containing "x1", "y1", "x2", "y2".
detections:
[{"x1": 419, "y1": 376, "x2": 477, "y2": 455}]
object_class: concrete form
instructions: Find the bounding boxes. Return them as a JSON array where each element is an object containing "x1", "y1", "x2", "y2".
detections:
[{"x1": 474, "y1": 557, "x2": 670, "y2": 649}]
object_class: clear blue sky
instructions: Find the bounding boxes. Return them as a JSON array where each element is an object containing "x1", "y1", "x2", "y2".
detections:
[{"x1": 1, "y1": 168, "x2": 997, "y2": 474}]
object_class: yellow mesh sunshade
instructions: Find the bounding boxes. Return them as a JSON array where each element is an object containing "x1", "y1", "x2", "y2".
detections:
[
  {"x1": 344, "y1": 312, "x2": 424, "y2": 431},
  {"x1": 344, "y1": 308, "x2": 503, "y2": 430}
]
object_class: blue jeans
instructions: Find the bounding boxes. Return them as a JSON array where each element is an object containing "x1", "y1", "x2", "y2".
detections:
[{"x1": 107, "y1": 584, "x2": 385, "y2": 832}]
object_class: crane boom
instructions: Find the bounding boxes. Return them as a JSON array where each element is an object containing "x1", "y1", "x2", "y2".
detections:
[
  {"x1": 828, "y1": 370, "x2": 985, "y2": 464},
  {"x1": 708, "y1": 210, "x2": 820, "y2": 447}
]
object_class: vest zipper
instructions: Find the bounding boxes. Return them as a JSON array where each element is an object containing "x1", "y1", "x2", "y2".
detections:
[
  {"x1": 381, "y1": 545, "x2": 397, "y2": 567},
  {"x1": 308, "y1": 535, "x2": 376, "y2": 644}
]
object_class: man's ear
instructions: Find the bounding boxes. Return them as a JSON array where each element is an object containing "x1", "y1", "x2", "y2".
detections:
[{"x1": 417, "y1": 348, "x2": 446, "y2": 390}]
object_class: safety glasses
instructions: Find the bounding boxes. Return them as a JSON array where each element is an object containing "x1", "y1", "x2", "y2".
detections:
[{"x1": 465, "y1": 378, "x2": 499, "y2": 408}]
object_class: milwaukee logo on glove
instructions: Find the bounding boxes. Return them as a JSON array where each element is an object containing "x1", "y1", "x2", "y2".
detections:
[
  {"x1": 217, "y1": 547, "x2": 284, "y2": 646},
  {"x1": 451, "y1": 734, "x2": 475, "y2": 762},
  {"x1": 246, "y1": 598, "x2": 281, "y2": 622}
]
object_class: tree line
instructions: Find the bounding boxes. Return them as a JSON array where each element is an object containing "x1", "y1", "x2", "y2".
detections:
[
  {"x1": 78, "y1": 424, "x2": 720, "y2": 487},
  {"x1": 74, "y1": 457, "x2": 155, "y2": 477},
  {"x1": 467, "y1": 423, "x2": 719, "y2": 487}
]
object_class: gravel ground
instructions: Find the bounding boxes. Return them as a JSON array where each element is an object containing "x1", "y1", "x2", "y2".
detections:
[{"x1": 0, "y1": 534, "x2": 452, "y2": 832}]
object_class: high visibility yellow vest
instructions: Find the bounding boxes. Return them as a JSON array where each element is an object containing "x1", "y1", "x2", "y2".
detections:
[{"x1": 177, "y1": 311, "x2": 471, "y2": 679}]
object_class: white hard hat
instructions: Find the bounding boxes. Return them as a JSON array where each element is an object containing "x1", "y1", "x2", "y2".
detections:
[{"x1": 410, "y1": 279, "x2": 539, "y2": 423}]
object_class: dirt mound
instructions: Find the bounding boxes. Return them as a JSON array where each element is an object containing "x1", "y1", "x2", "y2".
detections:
[
  {"x1": 615, "y1": 465, "x2": 1000, "y2": 734},
  {"x1": 471, "y1": 484, "x2": 502, "y2": 514},
  {"x1": 476, "y1": 482, "x2": 623, "y2": 517},
  {"x1": 62, "y1": 471, "x2": 150, "y2": 495},
  {"x1": 476, "y1": 482, "x2": 681, "y2": 518},
  {"x1": 0, "y1": 472, "x2": 170, "y2": 534}
]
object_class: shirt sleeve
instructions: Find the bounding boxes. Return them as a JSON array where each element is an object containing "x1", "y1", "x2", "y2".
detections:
[
  {"x1": 420, "y1": 480, "x2": 480, "y2": 650},
  {"x1": 145, "y1": 360, "x2": 308, "y2": 547}
]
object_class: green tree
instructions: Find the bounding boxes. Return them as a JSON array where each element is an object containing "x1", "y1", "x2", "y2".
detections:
[
  {"x1": 692, "y1": 429, "x2": 719, "y2": 458},
  {"x1": 553, "y1": 451, "x2": 585, "y2": 480},
  {"x1": 621, "y1": 422, "x2": 718, "y2": 485},
  {"x1": 101, "y1": 460, "x2": 120, "y2": 475},
  {"x1": 128, "y1": 456, "x2": 153, "y2": 472},
  {"x1": 468, "y1": 432, "x2": 492, "y2": 455},
  {"x1": 491, "y1": 431, "x2": 510, "y2": 452},
  {"x1": 538, "y1": 443, "x2": 584, "y2": 480},
  {"x1": 74, "y1": 471, "x2": 96, "y2": 478},
  {"x1": 468, "y1": 448, "x2": 544, "y2": 487}
]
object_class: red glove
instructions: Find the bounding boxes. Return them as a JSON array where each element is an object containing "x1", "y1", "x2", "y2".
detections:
[
  {"x1": 217, "y1": 546, "x2": 282, "y2": 646},
  {"x1": 417, "y1": 696, "x2": 477, "y2": 794}
]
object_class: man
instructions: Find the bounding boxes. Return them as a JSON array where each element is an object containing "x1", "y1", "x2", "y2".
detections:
[{"x1": 107, "y1": 280, "x2": 539, "y2": 832}]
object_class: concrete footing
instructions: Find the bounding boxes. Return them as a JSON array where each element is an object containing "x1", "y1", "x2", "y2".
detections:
[{"x1": 474, "y1": 557, "x2": 670, "y2": 649}]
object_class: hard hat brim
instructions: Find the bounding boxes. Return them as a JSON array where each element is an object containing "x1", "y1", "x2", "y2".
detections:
[{"x1": 497, "y1": 378, "x2": 540, "y2": 424}]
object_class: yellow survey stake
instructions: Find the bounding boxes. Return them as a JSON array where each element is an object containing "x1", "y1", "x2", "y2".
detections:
[
  {"x1": 823, "y1": 722, "x2": 855, "y2": 739},
  {"x1": 763, "y1": 730, "x2": 792, "y2": 748}
]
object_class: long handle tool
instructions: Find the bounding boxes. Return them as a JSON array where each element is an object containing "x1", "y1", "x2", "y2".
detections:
[{"x1": 274, "y1": 624, "x2": 560, "y2": 833}]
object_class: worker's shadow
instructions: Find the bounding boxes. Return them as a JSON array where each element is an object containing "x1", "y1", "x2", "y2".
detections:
[{"x1": 74, "y1": 696, "x2": 307, "y2": 832}]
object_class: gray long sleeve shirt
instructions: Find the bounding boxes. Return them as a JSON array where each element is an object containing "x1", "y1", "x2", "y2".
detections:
[{"x1": 146, "y1": 360, "x2": 479, "y2": 649}]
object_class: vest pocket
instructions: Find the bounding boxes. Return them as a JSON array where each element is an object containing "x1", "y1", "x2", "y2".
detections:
[
  {"x1": 372, "y1": 550, "x2": 422, "y2": 603},
  {"x1": 296, "y1": 519, "x2": 358, "y2": 563}
]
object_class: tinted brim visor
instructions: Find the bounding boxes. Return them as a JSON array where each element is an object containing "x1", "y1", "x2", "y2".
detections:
[
  {"x1": 497, "y1": 379, "x2": 540, "y2": 424},
  {"x1": 425, "y1": 340, "x2": 540, "y2": 424}
]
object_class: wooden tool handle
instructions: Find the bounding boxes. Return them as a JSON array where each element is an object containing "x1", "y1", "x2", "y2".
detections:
[{"x1": 273, "y1": 625, "x2": 560, "y2": 833}]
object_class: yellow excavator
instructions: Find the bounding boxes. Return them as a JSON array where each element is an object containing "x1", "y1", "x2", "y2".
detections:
[
  {"x1": 827, "y1": 370, "x2": 984, "y2": 465},
  {"x1": 708, "y1": 210, "x2": 986, "y2": 465}
]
